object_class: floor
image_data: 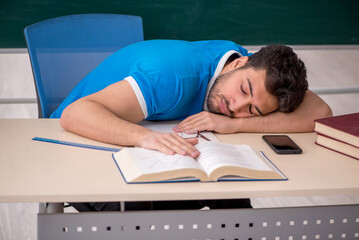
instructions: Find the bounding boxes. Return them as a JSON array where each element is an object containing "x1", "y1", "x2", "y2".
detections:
[{"x1": 0, "y1": 46, "x2": 358, "y2": 240}]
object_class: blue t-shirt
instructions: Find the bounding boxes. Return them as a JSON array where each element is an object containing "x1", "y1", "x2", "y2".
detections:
[{"x1": 50, "y1": 40, "x2": 249, "y2": 120}]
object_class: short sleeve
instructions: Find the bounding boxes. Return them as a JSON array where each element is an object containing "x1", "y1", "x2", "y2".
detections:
[{"x1": 128, "y1": 57, "x2": 195, "y2": 120}]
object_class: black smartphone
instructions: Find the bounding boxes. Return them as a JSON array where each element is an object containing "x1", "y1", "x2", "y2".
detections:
[{"x1": 262, "y1": 135, "x2": 302, "y2": 154}]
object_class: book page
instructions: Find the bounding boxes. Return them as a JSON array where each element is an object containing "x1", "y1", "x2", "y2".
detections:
[
  {"x1": 126, "y1": 147, "x2": 202, "y2": 174},
  {"x1": 196, "y1": 142, "x2": 271, "y2": 176}
]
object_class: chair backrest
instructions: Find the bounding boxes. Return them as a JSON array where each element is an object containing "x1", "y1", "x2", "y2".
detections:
[{"x1": 24, "y1": 14, "x2": 143, "y2": 118}]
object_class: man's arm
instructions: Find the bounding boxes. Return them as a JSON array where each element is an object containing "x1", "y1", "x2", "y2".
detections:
[
  {"x1": 173, "y1": 90, "x2": 333, "y2": 133},
  {"x1": 60, "y1": 80, "x2": 199, "y2": 157}
]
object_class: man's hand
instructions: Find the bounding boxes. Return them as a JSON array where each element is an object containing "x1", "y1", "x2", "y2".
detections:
[
  {"x1": 138, "y1": 130, "x2": 200, "y2": 158},
  {"x1": 173, "y1": 111, "x2": 238, "y2": 134}
]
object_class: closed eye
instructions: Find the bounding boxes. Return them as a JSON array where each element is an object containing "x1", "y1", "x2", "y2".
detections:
[{"x1": 240, "y1": 85, "x2": 247, "y2": 95}]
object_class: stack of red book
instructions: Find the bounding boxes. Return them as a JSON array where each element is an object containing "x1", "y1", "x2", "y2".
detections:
[{"x1": 314, "y1": 113, "x2": 359, "y2": 160}]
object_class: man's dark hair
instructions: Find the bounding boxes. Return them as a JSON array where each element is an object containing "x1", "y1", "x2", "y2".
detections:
[{"x1": 242, "y1": 44, "x2": 308, "y2": 113}]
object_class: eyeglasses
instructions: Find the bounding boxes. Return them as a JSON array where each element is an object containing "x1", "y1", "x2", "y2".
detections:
[{"x1": 180, "y1": 130, "x2": 210, "y2": 141}]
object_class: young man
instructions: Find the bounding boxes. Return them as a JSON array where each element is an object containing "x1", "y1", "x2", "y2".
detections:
[{"x1": 53, "y1": 40, "x2": 332, "y2": 158}]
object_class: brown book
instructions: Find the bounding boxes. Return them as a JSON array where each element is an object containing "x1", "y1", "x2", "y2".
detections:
[
  {"x1": 314, "y1": 112, "x2": 359, "y2": 148},
  {"x1": 316, "y1": 133, "x2": 359, "y2": 160}
]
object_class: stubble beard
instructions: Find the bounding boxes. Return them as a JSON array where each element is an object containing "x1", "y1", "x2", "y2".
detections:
[{"x1": 207, "y1": 73, "x2": 234, "y2": 117}]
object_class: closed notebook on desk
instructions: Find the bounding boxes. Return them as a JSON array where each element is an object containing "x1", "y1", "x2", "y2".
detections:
[
  {"x1": 316, "y1": 133, "x2": 359, "y2": 160},
  {"x1": 314, "y1": 112, "x2": 359, "y2": 147},
  {"x1": 314, "y1": 112, "x2": 359, "y2": 160},
  {"x1": 112, "y1": 142, "x2": 287, "y2": 183}
]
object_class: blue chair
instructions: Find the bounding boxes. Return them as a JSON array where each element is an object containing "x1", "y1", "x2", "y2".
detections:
[{"x1": 24, "y1": 14, "x2": 143, "y2": 118}]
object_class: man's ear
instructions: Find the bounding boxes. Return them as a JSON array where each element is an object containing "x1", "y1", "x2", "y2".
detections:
[{"x1": 228, "y1": 56, "x2": 249, "y2": 70}]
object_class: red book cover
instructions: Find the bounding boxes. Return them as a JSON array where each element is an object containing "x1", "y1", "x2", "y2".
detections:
[
  {"x1": 314, "y1": 112, "x2": 359, "y2": 147},
  {"x1": 314, "y1": 112, "x2": 359, "y2": 137}
]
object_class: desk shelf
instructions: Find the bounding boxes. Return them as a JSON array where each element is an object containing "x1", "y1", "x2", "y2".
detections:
[{"x1": 38, "y1": 205, "x2": 359, "y2": 240}]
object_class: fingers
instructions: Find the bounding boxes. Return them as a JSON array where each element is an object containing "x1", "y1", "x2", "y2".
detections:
[
  {"x1": 173, "y1": 112, "x2": 214, "y2": 133},
  {"x1": 172, "y1": 114, "x2": 202, "y2": 132},
  {"x1": 140, "y1": 131, "x2": 200, "y2": 158},
  {"x1": 161, "y1": 133, "x2": 200, "y2": 158},
  {"x1": 185, "y1": 138, "x2": 199, "y2": 145}
]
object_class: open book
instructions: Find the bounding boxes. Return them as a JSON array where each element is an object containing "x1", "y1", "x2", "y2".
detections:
[{"x1": 113, "y1": 142, "x2": 287, "y2": 183}]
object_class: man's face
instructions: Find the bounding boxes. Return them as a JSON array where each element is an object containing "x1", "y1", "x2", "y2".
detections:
[{"x1": 207, "y1": 66, "x2": 279, "y2": 118}]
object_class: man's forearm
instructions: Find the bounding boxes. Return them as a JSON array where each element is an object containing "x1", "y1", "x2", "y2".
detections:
[
  {"x1": 230, "y1": 111, "x2": 315, "y2": 133},
  {"x1": 60, "y1": 99, "x2": 148, "y2": 147},
  {"x1": 174, "y1": 91, "x2": 332, "y2": 134},
  {"x1": 230, "y1": 90, "x2": 333, "y2": 133},
  {"x1": 60, "y1": 99, "x2": 200, "y2": 157}
]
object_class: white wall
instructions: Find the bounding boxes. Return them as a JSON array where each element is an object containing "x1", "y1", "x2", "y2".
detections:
[{"x1": 0, "y1": 51, "x2": 37, "y2": 118}]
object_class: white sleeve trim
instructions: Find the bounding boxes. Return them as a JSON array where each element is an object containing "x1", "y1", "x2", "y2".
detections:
[{"x1": 125, "y1": 76, "x2": 148, "y2": 119}]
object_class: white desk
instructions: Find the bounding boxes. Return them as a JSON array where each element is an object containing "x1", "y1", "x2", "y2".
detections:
[{"x1": 1, "y1": 119, "x2": 358, "y2": 239}]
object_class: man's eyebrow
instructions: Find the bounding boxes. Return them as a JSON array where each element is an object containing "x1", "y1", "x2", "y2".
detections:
[
  {"x1": 247, "y1": 78, "x2": 264, "y2": 116},
  {"x1": 247, "y1": 78, "x2": 253, "y2": 97}
]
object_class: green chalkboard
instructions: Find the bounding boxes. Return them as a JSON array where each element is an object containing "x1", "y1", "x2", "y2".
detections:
[{"x1": 1, "y1": 0, "x2": 358, "y2": 48}]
